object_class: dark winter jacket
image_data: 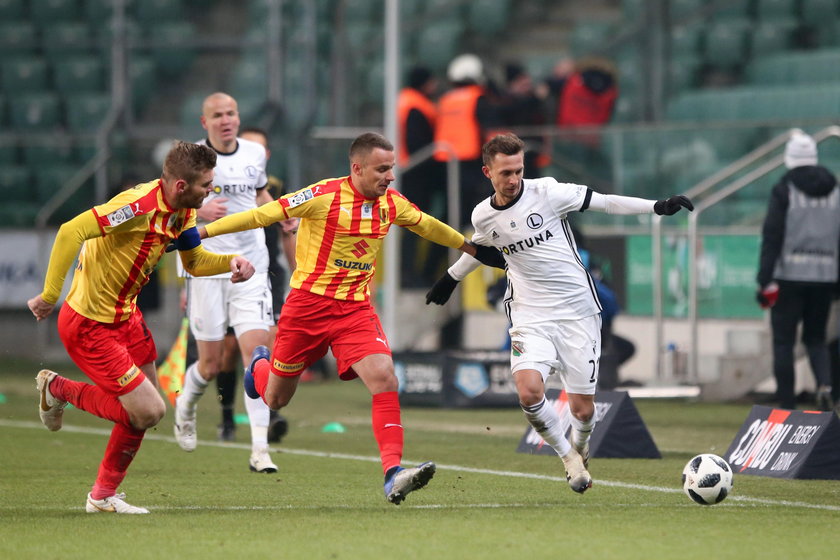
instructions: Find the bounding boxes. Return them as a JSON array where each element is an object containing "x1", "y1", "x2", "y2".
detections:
[{"x1": 757, "y1": 165, "x2": 840, "y2": 287}]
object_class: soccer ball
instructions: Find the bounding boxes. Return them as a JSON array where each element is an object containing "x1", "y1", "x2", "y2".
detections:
[{"x1": 682, "y1": 453, "x2": 733, "y2": 505}]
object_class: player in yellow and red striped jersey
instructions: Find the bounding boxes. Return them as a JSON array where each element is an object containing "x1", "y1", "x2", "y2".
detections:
[
  {"x1": 27, "y1": 141, "x2": 255, "y2": 514},
  {"x1": 203, "y1": 132, "x2": 504, "y2": 504}
]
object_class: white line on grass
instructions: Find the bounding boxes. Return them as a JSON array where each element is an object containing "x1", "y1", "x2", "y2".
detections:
[{"x1": 3, "y1": 419, "x2": 839, "y2": 512}]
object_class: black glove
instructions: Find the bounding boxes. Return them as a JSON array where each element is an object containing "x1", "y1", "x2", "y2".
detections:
[
  {"x1": 425, "y1": 272, "x2": 460, "y2": 305},
  {"x1": 654, "y1": 195, "x2": 694, "y2": 216},
  {"x1": 470, "y1": 242, "x2": 506, "y2": 269}
]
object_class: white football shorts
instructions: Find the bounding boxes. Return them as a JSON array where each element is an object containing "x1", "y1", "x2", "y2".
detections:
[
  {"x1": 509, "y1": 313, "x2": 602, "y2": 395},
  {"x1": 186, "y1": 272, "x2": 273, "y2": 341}
]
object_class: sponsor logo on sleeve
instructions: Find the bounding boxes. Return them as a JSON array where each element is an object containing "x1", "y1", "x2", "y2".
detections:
[
  {"x1": 286, "y1": 189, "x2": 314, "y2": 208},
  {"x1": 106, "y1": 205, "x2": 136, "y2": 227}
]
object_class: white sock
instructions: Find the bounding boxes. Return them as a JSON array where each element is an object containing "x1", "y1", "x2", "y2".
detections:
[
  {"x1": 179, "y1": 362, "x2": 208, "y2": 411},
  {"x1": 521, "y1": 396, "x2": 571, "y2": 457},
  {"x1": 244, "y1": 392, "x2": 270, "y2": 448},
  {"x1": 570, "y1": 414, "x2": 595, "y2": 450}
]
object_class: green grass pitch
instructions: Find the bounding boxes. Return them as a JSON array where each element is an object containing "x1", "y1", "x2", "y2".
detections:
[{"x1": 1, "y1": 356, "x2": 838, "y2": 559}]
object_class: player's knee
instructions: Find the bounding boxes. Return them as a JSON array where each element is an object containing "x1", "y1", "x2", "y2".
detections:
[
  {"x1": 132, "y1": 404, "x2": 165, "y2": 430},
  {"x1": 518, "y1": 387, "x2": 545, "y2": 408}
]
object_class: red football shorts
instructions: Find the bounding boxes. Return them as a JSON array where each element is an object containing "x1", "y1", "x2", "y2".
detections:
[
  {"x1": 57, "y1": 304, "x2": 158, "y2": 396},
  {"x1": 271, "y1": 289, "x2": 391, "y2": 380}
]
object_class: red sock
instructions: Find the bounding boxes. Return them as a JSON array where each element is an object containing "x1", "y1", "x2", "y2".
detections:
[
  {"x1": 371, "y1": 391, "x2": 403, "y2": 474},
  {"x1": 90, "y1": 423, "x2": 145, "y2": 500},
  {"x1": 254, "y1": 359, "x2": 270, "y2": 404},
  {"x1": 51, "y1": 375, "x2": 132, "y2": 426}
]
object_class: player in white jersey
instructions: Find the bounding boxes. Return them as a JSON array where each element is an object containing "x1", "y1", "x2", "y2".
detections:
[
  {"x1": 426, "y1": 134, "x2": 693, "y2": 493},
  {"x1": 174, "y1": 92, "x2": 278, "y2": 473}
]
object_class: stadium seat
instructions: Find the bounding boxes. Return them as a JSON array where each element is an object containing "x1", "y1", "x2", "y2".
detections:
[
  {"x1": 670, "y1": 24, "x2": 705, "y2": 56},
  {"x1": 801, "y1": 0, "x2": 839, "y2": 25},
  {"x1": 42, "y1": 22, "x2": 95, "y2": 61},
  {"x1": 0, "y1": 134, "x2": 15, "y2": 164},
  {"x1": 571, "y1": 20, "x2": 615, "y2": 56},
  {"x1": 64, "y1": 93, "x2": 111, "y2": 132},
  {"x1": 228, "y1": 57, "x2": 268, "y2": 100},
  {"x1": 135, "y1": 0, "x2": 183, "y2": 23},
  {"x1": 0, "y1": 0, "x2": 25, "y2": 19},
  {"x1": 342, "y1": 0, "x2": 379, "y2": 23},
  {"x1": 30, "y1": 0, "x2": 81, "y2": 25},
  {"x1": 711, "y1": 0, "x2": 753, "y2": 19},
  {"x1": 1, "y1": 57, "x2": 49, "y2": 93},
  {"x1": 52, "y1": 56, "x2": 105, "y2": 93},
  {"x1": 149, "y1": 22, "x2": 196, "y2": 78},
  {"x1": 755, "y1": 0, "x2": 798, "y2": 19},
  {"x1": 414, "y1": 20, "x2": 463, "y2": 72},
  {"x1": 96, "y1": 18, "x2": 142, "y2": 49},
  {"x1": 747, "y1": 49, "x2": 840, "y2": 85},
  {"x1": 749, "y1": 19, "x2": 797, "y2": 54},
  {"x1": 0, "y1": 23, "x2": 38, "y2": 55},
  {"x1": 703, "y1": 18, "x2": 751, "y2": 69},
  {"x1": 666, "y1": 55, "x2": 702, "y2": 94},
  {"x1": 126, "y1": 56, "x2": 156, "y2": 112},
  {"x1": 622, "y1": 0, "x2": 645, "y2": 23},
  {"x1": 0, "y1": 164, "x2": 31, "y2": 195},
  {"x1": 669, "y1": 0, "x2": 708, "y2": 22},
  {"x1": 179, "y1": 92, "x2": 207, "y2": 140},
  {"x1": 423, "y1": 0, "x2": 466, "y2": 20},
  {"x1": 21, "y1": 142, "x2": 76, "y2": 167},
  {"x1": 33, "y1": 164, "x2": 96, "y2": 224},
  {"x1": 467, "y1": 0, "x2": 511, "y2": 35}
]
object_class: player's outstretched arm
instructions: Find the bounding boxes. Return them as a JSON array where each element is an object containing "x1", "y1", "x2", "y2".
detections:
[{"x1": 587, "y1": 192, "x2": 694, "y2": 216}]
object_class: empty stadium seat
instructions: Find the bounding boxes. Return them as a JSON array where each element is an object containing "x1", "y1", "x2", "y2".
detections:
[
  {"x1": 0, "y1": 164, "x2": 31, "y2": 198},
  {"x1": 135, "y1": 0, "x2": 183, "y2": 23},
  {"x1": 21, "y1": 143, "x2": 76, "y2": 167},
  {"x1": 711, "y1": 0, "x2": 752, "y2": 19},
  {"x1": 30, "y1": 0, "x2": 81, "y2": 25},
  {"x1": 467, "y1": 0, "x2": 511, "y2": 35},
  {"x1": 622, "y1": 0, "x2": 645, "y2": 22},
  {"x1": 414, "y1": 20, "x2": 463, "y2": 72},
  {"x1": 42, "y1": 22, "x2": 96, "y2": 61},
  {"x1": 0, "y1": 0, "x2": 25, "y2": 19},
  {"x1": 703, "y1": 18, "x2": 751, "y2": 69},
  {"x1": 670, "y1": 24, "x2": 704, "y2": 56},
  {"x1": 0, "y1": 23, "x2": 38, "y2": 54},
  {"x1": 150, "y1": 22, "x2": 196, "y2": 77},
  {"x1": 747, "y1": 48, "x2": 840, "y2": 85},
  {"x1": 52, "y1": 56, "x2": 105, "y2": 93},
  {"x1": 801, "y1": 0, "x2": 839, "y2": 24},
  {"x1": 0, "y1": 134, "x2": 15, "y2": 164},
  {"x1": 228, "y1": 57, "x2": 268, "y2": 100},
  {"x1": 64, "y1": 93, "x2": 111, "y2": 132},
  {"x1": 669, "y1": 0, "x2": 708, "y2": 22},
  {"x1": 748, "y1": 18, "x2": 797, "y2": 54},
  {"x1": 1, "y1": 57, "x2": 49, "y2": 93},
  {"x1": 570, "y1": 20, "x2": 615, "y2": 56},
  {"x1": 755, "y1": 0, "x2": 798, "y2": 20}
]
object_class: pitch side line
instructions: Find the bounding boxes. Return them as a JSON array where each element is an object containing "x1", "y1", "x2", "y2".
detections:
[{"x1": 3, "y1": 419, "x2": 839, "y2": 512}]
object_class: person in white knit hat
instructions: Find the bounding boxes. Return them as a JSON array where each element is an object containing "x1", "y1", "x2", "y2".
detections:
[{"x1": 757, "y1": 129, "x2": 839, "y2": 411}]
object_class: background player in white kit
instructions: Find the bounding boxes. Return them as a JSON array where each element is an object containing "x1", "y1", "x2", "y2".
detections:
[
  {"x1": 174, "y1": 92, "x2": 278, "y2": 473},
  {"x1": 426, "y1": 133, "x2": 693, "y2": 493}
]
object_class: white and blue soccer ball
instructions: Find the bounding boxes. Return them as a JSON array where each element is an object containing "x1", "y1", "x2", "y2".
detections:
[{"x1": 682, "y1": 453, "x2": 734, "y2": 505}]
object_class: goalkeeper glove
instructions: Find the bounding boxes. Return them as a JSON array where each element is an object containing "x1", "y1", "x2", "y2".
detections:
[
  {"x1": 756, "y1": 282, "x2": 779, "y2": 309},
  {"x1": 654, "y1": 195, "x2": 694, "y2": 216},
  {"x1": 425, "y1": 272, "x2": 460, "y2": 305}
]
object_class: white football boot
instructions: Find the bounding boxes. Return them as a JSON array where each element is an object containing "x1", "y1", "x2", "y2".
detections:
[
  {"x1": 173, "y1": 396, "x2": 197, "y2": 452},
  {"x1": 36, "y1": 370, "x2": 67, "y2": 432},
  {"x1": 249, "y1": 446, "x2": 278, "y2": 473},
  {"x1": 561, "y1": 448, "x2": 593, "y2": 494},
  {"x1": 86, "y1": 492, "x2": 149, "y2": 514}
]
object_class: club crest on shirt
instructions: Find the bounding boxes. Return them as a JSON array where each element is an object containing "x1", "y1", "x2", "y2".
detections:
[
  {"x1": 511, "y1": 341, "x2": 525, "y2": 357},
  {"x1": 245, "y1": 165, "x2": 258, "y2": 179},
  {"x1": 286, "y1": 188, "x2": 314, "y2": 208},
  {"x1": 510, "y1": 220, "x2": 518, "y2": 231},
  {"x1": 106, "y1": 205, "x2": 136, "y2": 226},
  {"x1": 361, "y1": 202, "x2": 373, "y2": 219},
  {"x1": 526, "y1": 213, "x2": 543, "y2": 229}
]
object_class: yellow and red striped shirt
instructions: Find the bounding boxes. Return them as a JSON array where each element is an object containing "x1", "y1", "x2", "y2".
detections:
[
  {"x1": 206, "y1": 175, "x2": 466, "y2": 301},
  {"x1": 62, "y1": 180, "x2": 197, "y2": 323}
]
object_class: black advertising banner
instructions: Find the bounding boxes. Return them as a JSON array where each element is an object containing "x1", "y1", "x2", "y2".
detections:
[
  {"x1": 394, "y1": 350, "x2": 518, "y2": 408},
  {"x1": 725, "y1": 406, "x2": 840, "y2": 480},
  {"x1": 516, "y1": 389, "x2": 661, "y2": 459},
  {"x1": 393, "y1": 351, "x2": 447, "y2": 407}
]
